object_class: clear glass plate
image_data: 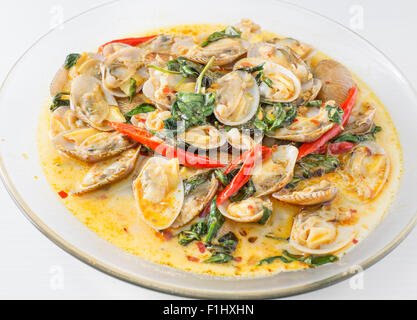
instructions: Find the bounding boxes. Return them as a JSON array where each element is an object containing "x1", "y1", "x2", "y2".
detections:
[{"x1": 1, "y1": 0, "x2": 416, "y2": 299}]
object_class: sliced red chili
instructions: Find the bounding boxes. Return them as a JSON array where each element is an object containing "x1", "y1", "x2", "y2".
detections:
[
  {"x1": 58, "y1": 191, "x2": 68, "y2": 199},
  {"x1": 297, "y1": 87, "x2": 359, "y2": 160},
  {"x1": 98, "y1": 35, "x2": 157, "y2": 53}
]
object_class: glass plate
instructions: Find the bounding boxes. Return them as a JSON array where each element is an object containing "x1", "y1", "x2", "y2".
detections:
[{"x1": 1, "y1": 0, "x2": 417, "y2": 299}]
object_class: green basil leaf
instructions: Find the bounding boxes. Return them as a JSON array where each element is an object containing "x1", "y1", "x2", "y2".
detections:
[
  {"x1": 64, "y1": 53, "x2": 81, "y2": 69},
  {"x1": 183, "y1": 174, "x2": 208, "y2": 196},
  {"x1": 178, "y1": 231, "x2": 200, "y2": 246},
  {"x1": 305, "y1": 100, "x2": 322, "y2": 107},
  {"x1": 229, "y1": 179, "x2": 256, "y2": 203},
  {"x1": 326, "y1": 104, "x2": 344, "y2": 126},
  {"x1": 257, "y1": 255, "x2": 293, "y2": 266},
  {"x1": 295, "y1": 154, "x2": 340, "y2": 179},
  {"x1": 203, "y1": 253, "x2": 233, "y2": 264},
  {"x1": 257, "y1": 206, "x2": 272, "y2": 225},
  {"x1": 50, "y1": 92, "x2": 70, "y2": 112},
  {"x1": 205, "y1": 196, "x2": 225, "y2": 245},
  {"x1": 201, "y1": 26, "x2": 241, "y2": 47},
  {"x1": 124, "y1": 103, "x2": 156, "y2": 121},
  {"x1": 128, "y1": 78, "x2": 137, "y2": 103}
]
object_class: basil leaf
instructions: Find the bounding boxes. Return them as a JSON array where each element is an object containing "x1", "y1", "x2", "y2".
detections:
[
  {"x1": 183, "y1": 174, "x2": 208, "y2": 196},
  {"x1": 217, "y1": 232, "x2": 239, "y2": 253},
  {"x1": 124, "y1": 103, "x2": 156, "y2": 121},
  {"x1": 128, "y1": 78, "x2": 137, "y2": 103},
  {"x1": 50, "y1": 92, "x2": 70, "y2": 112},
  {"x1": 203, "y1": 253, "x2": 233, "y2": 264},
  {"x1": 178, "y1": 230, "x2": 200, "y2": 246},
  {"x1": 191, "y1": 222, "x2": 208, "y2": 237},
  {"x1": 229, "y1": 179, "x2": 256, "y2": 203},
  {"x1": 285, "y1": 176, "x2": 304, "y2": 189},
  {"x1": 237, "y1": 63, "x2": 265, "y2": 74},
  {"x1": 255, "y1": 102, "x2": 297, "y2": 133},
  {"x1": 257, "y1": 206, "x2": 272, "y2": 225},
  {"x1": 305, "y1": 100, "x2": 322, "y2": 107},
  {"x1": 205, "y1": 196, "x2": 225, "y2": 245},
  {"x1": 257, "y1": 256, "x2": 292, "y2": 266},
  {"x1": 326, "y1": 104, "x2": 344, "y2": 126},
  {"x1": 166, "y1": 57, "x2": 222, "y2": 89},
  {"x1": 282, "y1": 250, "x2": 338, "y2": 267},
  {"x1": 178, "y1": 222, "x2": 208, "y2": 246},
  {"x1": 64, "y1": 53, "x2": 81, "y2": 69},
  {"x1": 333, "y1": 125, "x2": 382, "y2": 143},
  {"x1": 201, "y1": 26, "x2": 241, "y2": 47},
  {"x1": 165, "y1": 92, "x2": 216, "y2": 135},
  {"x1": 295, "y1": 154, "x2": 340, "y2": 179}
]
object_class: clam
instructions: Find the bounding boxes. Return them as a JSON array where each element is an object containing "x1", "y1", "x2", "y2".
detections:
[
  {"x1": 225, "y1": 128, "x2": 260, "y2": 151},
  {"x1": 273, "y1": 180, "x2": 338, "y2": 205},
  {"x1": 144, "y1": 34, "x2": 196, "y2": 57},
  {"x1": 178, "y1": 125, "x2": 226, "y2": 150},
  {"x1": 270, "y1": 37, "x2": 313, "y2": 60},
  {"x1": 101, "y1": 46, "x2": 147, "y2": 97},
  {"x1": 290, "y1": 209, "x2": 356, "y2": 255},
  {"x1": 339, "y1": 142, "x2": 390, "y2": 201},
  {"x1": 50, "y1": 53, "x2": 102, "y2": 96},
  {"x1": 314, "y1": 59, "x2": 355, "y2": 107},
  {"x1": 133, "y1": 157, "x2": 184, "y2": 230},
  {"x1": 213, "y1": 71, "x2": 260, "y2": 126},
  {"x1": 247, "y1": 42, "x2": 311, "y2": 83},
  {"x1": 266, "y1": 103, "x2": 335, "y2": 142},
  {"x1": 343, "y1": 103, "x2": 376, "y2": 135},
  {"x1": 70, "y1": 75, "x2": 125, "y2": 131},
  {"x1": 50, "y1": 106, "x2": 86, "y2": 138},
  {"x1": 234, "y1": 19, "x2": 261, "y2": 41},
  {"x1": 142, "y1": 67, "x2": 184, "y2": 109},
  {"x1": 73, "y1": 147, "x2": 141, "y2": 194},
  {"x1": 187, "y1": 38, "x2": 247, "y2": 66},
  {"x1": 52, "y1": 128, "x2": 136, "y2": 163},
  {"x1": 235, "y1": 58, "x2": 301, "y2": 103},
  {"x1": 50, "y1": 67, "x2": 69, "y2": 97},
  {"x1": 218, "y1": 197, "x2": 273, "y2": 223},
  {"x1": 251, "y1": 145, "x2": 299, "y2": 197},
  {"x1": 171, "y1": 174, "x2": 219, "y2": 229}
]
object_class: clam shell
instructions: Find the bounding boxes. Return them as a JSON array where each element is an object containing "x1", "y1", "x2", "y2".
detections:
[
  {"x1": 266, "y1": 104, "x2": 334, "y2": 142},
  {"x1": 252, "y1": 145, "x2": 299, "y2": 197},
  {"x1": 187, "y1": 38, "x2": 247, "y2": 66},
  {"x1": 52, "y1": 128, "x2": 136, "y2": 163},
  {"x1": 273, "y1": 180, "x2": 338, "y2": 206},
  {"x1": 314, "y1": 59, "x2": 355, "y2": 107},
  {"x1": 213, "y1": 70, "x2": 260, "y2": 126},
  {"x1": 218, "y1": 197, "x2": 272, "y2": 223},
  {"x1": 73, "y1": 147, "x2": 140, "y2": 194},
  {"x1": 171, "y1": 175, "x2": 219, "y2": 229}
]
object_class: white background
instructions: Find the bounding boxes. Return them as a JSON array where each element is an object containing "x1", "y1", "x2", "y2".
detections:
[{"x1": 1, "y1": 0, "x2": 416, "y2": 299}]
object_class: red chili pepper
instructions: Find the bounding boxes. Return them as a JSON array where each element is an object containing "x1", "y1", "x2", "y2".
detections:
[
  {"x1": 224, "y1": 145, "x2": 272, "y2": 175},
  {"x1": 328, "y1": 141, "x2": 355, "y2": 154},
  {"x1": 110, "y1": 122, "x2": 224, "y2": 169},
  {"x1": 98, "y1": 35, "x2": 157, "y2": 53},
  {"x1": 187, "y1": 256, "x2": 200, "y2": 262},
  {"x1": 297, "y1": 87, "x2": 358, "y2": 160},
  {"x1": 217, "y1": 144, "x2": 262, "y2": 206},
  {"x1": 196, "y1": 242, "x2": 206, "y2": 253},
  {"x1": 58, "y1": 191, "x2": 68, "y2": 199}
]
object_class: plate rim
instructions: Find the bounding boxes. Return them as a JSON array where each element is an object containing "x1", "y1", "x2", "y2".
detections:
[{"x1": 1, "y1": 0, "x2": 417, "y2": 299}]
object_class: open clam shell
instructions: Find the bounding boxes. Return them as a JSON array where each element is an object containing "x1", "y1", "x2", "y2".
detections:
[
  {"x1": 290, "y1": 210, "x2": 356, "y2": 255},
  {"x1": 218, "y1": 197, "x2": 272, "y2": 223},
  {"x1": 252, "y1": 145, "x2": 299, "y2": 197},
  {"x1": 213, "y1": 70, "x2": 260, "y2": 126},
  {"x1": 133, "y1": 157, "x2": 184, "y2": 230},
  {"x1": 178, "y1": 125, "x2": 226, "y2": 150}
]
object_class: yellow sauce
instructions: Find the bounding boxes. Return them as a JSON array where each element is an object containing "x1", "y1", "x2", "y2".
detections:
[{"x1": 37, "y1": 24, "x2": 403, "y2": 277}]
